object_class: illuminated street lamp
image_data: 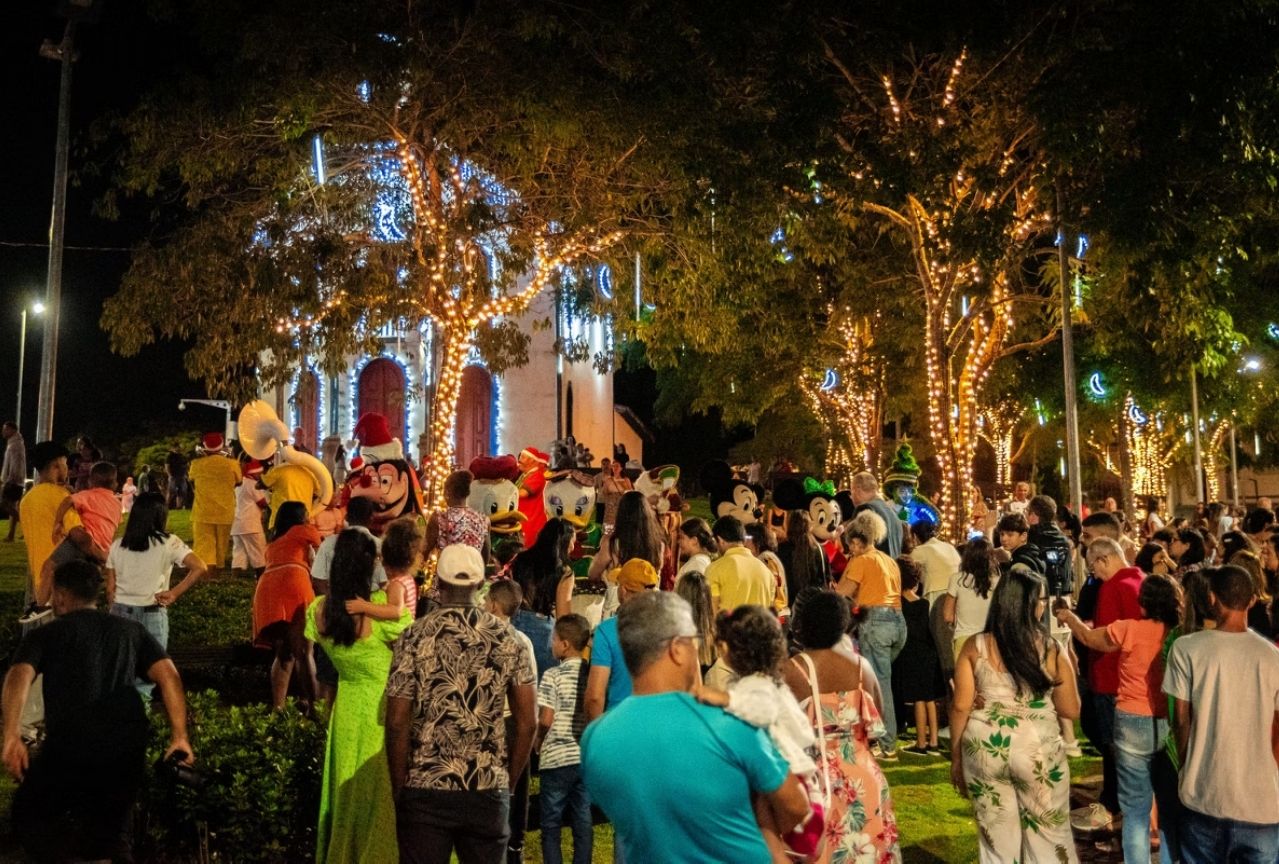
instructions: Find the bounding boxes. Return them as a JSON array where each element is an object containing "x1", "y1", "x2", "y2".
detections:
[{"x1": 15, "y1": 301, "x2": 45, "y2": 431}]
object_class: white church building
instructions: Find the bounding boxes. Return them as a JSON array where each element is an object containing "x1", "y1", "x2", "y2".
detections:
[{"x1": 259, "y1": 286, "x2": 647, "y2": 471}]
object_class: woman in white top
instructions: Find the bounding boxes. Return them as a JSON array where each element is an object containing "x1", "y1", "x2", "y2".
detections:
[
  {"x1": 105, "y1": 493, "x2": 207, "y2": 695},
  {"x1": 943, "y1": 537, "x2": 1000, "y2": 665},
  {"x1": 676, "y1": 516, "x2": 716, "y2": 578}
]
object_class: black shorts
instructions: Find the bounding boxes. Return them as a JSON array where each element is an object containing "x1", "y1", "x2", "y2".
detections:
[{"x1": 2, "y1": 483, "x2": 22, "y2": 504}]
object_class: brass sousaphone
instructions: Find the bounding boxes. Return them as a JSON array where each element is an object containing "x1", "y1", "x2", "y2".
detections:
[{"x1": 237, "y1": 400, "x2": 333, "y2": 508}]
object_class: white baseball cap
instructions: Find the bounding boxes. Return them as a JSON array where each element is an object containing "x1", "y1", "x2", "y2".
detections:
[{"x1": 437, "y1": 544, "x2": 485, "y2": 586}]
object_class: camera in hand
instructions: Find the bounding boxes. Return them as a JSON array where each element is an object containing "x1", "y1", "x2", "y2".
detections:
[{"x1": 155, "y1": 749, "x2": 204, "y2": 789}]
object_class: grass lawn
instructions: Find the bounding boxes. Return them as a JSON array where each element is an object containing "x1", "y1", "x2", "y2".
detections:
[{"x1": 0, "y1": 507, "x2": 1098, "y2": 862}]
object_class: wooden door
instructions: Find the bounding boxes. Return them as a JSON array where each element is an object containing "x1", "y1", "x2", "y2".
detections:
[
  {"x1": 456, "y1": 364, "x2": 493, "y2": 468},
  {"x1": 358, "y1": 358, "x2": 406, "y2": 448},
  {"x1": 293, "y1": 370, "x2": 320, "y2": 453}
]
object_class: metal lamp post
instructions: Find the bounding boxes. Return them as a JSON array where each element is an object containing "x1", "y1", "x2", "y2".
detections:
[{"x1": 16, "y1": 301, "x2": 45, "y2": 430}]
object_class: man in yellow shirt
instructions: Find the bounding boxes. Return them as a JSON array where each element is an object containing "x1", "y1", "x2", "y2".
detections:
[
  {"x1": 705, "y1": 516, "x2": 775, "y2": 615},
  {"x1": 19, "y1": 442, "x2": 94, "y2": 621},
  {"x1": 187, "y1": 433, "x2": 242, "y2": 572},
  {"x1": 260, "y1": 460, "x2": 319, "y2": 530}
]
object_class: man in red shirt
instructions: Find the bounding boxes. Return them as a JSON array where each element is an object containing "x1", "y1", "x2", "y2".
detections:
[{"x1": 1072, "y1": 536, "x2": 1143, "y2": 833}]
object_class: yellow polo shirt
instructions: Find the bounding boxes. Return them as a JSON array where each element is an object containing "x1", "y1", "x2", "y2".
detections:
[{"x1": 706, "y1": 546, "x2": 775, "y2": 613}]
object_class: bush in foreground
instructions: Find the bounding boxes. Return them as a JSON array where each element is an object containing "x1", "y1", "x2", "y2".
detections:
[{"x1": 139, "y1": 692, "x2": 326, "y2": 863}]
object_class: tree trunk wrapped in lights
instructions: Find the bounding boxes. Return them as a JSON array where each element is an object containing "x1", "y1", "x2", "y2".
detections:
[
  {"x1": 1093, "y1": 396, "x2": 1182, "y2": 506},
  {"x1": 827, "y1": 49, "x2": 1059, "y2": 537},
  {"x1": 799, "y1": 311, "x2": 884, "y2": 483},
  {"x1": 979, "y1": 401, "x2": 1028, "y2": 492}
]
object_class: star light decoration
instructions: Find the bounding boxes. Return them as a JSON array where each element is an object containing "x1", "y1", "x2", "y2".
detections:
[
  {"x1": 800, "y1": 309, "x2": 884, "y2": 483},
  {"x1": 851, "y1": 49, "x2": 1057, "y2": 538}
]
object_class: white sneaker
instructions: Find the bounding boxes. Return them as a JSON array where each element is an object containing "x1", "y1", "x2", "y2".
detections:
[
  {"x1": 1070, "y1": 803, "x2": 1117, "y2": 832},
  {"x1": 1064, "y1": 740, "x2": 1083, "y2": 758}
]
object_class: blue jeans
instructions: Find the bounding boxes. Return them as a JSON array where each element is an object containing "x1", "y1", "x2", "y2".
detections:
[
  {"x1": 540, "y1": 764, "x2": 592, "y2": 864},
  {"x1": 859, "y1": 606, "x2": 907, "y2": 752},
  {"x1": 109, "y1": 604, "x2": 168, "y2": 699},
  {"x1": 1181, "y1": 808, "x2": 1279, "y2": 864},
  {"x1": 1114, "y1": 709, "x2": 1172, "y2": 864}
]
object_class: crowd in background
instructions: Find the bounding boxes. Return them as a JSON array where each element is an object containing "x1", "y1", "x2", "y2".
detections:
[{"x1": 0, "y1": 419, "x2": 1277, "y2": 863}]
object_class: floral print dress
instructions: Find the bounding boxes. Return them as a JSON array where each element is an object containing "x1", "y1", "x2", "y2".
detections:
[
  {"x1": 795, "y1": 658, "x2": 902, "y2": 864},
  {"x1": 961, "y1": 634, "x2": 1078, "y2": 864}
]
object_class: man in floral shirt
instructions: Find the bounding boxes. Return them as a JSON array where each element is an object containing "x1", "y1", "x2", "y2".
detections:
[{"x1": 386, "y1": 544, "x2": 536, "y2": 863}]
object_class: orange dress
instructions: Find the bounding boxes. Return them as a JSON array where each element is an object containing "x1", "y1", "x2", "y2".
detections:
[{"x1": 253, "y1": 524, "x2": 321, "y2": 645}]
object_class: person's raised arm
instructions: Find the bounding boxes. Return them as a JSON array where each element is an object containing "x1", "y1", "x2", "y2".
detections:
[
  {"x1": 1054, "y1": 609, "x2": 1118, "y2": 653},
  {"x1": 587, "y1": 541, "x2": 613, "y2": 582},
  {"x1": 147, "y1": 658, "x2": 193, "y2": 762},
  {"x1": 385, "y1": 696, "x2": 412, "y2": 798},
  {"x1": 1, "y1": 664, "x2": 36, "y2": 780},
  {"x1": 507, "y1": 681, "x2": 536, "y2": 789},
  {"x1": 584, "y1": 664, "x2": 610, "y2": 722},
  {"x1": 555, "y1": 571, "x2": 574, "y2": 620},
  {"x1": 423, "y1": 513, "x2": 440, "y2": 554}
]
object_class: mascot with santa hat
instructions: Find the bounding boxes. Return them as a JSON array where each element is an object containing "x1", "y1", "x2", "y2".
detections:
[
  {"x1": 343, "y1": 412, "x2": 424, "y2": 535},
  {"x1": 516, "y1": 446, "x2": 551, "y2": 546}
]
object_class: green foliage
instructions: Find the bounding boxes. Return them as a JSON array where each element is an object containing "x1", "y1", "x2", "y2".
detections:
[
  {"x1": 132, "y1": 434, "x2": 202, "y2": 476},
  {"x1": 141, "y1": 693, "x2": 327, "y2": 863},
  {"x1": 167, "y1": 578, "x2": 254, "y2": 650}
]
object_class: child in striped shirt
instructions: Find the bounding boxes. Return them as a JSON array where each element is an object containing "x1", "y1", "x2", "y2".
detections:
[{"x1": 535, "y1": 614, "x2": 594, "y2": 864}]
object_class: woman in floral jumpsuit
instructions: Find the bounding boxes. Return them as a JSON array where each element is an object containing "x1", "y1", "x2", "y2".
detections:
[{"x1": 950, "y1": 566, "x2": 1082, "y2": 863}]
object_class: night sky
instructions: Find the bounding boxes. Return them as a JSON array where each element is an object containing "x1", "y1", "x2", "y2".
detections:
[{"x1": 1, "y1": 4, "x2": 213, "y2": 451}]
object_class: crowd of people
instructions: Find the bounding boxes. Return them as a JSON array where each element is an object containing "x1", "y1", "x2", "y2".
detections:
[{"x1": 0, "y1": 420, "x2": 1277, "y2": 863}]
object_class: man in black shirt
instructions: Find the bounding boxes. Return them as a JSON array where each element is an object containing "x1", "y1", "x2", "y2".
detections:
[{"x1": 1, "y1": 560, "x2": 192, "y2": 863}]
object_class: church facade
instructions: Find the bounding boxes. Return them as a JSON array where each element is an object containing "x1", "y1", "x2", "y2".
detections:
[{"x1": 258, "y1": 288, "x2": 647, "y2": 472}]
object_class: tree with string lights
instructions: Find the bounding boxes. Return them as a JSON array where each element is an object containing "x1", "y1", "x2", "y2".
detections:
[
  {"x1": 820, "y1": 46, "x2": 1060, "y2": 537},
  {"x1": 97, "y1": 0, "x2": 662, "y2": 506}
]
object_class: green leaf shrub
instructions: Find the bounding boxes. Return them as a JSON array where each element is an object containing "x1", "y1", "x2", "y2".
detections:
[{"x1": 140, "y1": 692, "x2": 327, "y2": 862}]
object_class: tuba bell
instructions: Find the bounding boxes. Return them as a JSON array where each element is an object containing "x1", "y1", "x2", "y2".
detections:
[{"x1": 237, "y1": 400, "x2": 333, "y2": 508}]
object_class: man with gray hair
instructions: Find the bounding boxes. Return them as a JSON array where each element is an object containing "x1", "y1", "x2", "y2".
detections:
[
  {"x1": 581, "y1": 593, "x2": 807, "y2": 863},
  {"x1": 849, "y1": 471, "x2": 902, "y2": 557}
]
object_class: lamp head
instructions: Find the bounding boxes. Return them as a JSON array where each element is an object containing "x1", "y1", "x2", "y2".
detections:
[{"x1": 31, "y1": 302, "x2": 45, "y2": 315}]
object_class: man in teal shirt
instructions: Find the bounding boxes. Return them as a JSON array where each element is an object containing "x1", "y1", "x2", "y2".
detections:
[{"x1": 581, "y1": 593, "x2": 808, "y2": 863}]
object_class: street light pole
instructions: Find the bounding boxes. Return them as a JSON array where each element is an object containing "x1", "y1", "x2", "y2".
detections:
[
  {"x1": 16, "y1": 308, "x2": 27, "y2": 430},
  {"x1": 35, "y1": 21, "x2": 77, "y2": 443},
  {"x1": 1190, "y1": 364, "x2": 1204, "y2": 503},
  {"x1": 1056, "y1": 181, "x2": 1083, "y2": 519}
]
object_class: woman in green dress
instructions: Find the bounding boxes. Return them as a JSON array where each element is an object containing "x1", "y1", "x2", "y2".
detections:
[{"x1": 306, "y1": 529, "x2": 412, "y2": 863}]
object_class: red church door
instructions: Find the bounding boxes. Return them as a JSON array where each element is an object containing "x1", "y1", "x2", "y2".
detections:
[
  {"x1": 455, "y1": 365, "x2": 493, "y2": 469},
  {"x1": 293, "y1": 370, "x2": 320, "y2": 453},
  {"x1": 358, "y1": 358, "x2": 406, "y2": 450}
]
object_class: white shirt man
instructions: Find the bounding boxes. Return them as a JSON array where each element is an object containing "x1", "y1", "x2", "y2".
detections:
[{"x1": 1006, "y1": 482, "x2": 1031, "y2": 515}]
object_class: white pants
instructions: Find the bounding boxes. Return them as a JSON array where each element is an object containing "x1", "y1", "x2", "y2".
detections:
[{"x1": 231, "y1": 532, "x2": 267, "y2": 569}]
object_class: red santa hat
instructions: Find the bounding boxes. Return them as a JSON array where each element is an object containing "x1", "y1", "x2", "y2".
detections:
[
  {"x1": 469, "y1": 454, "x2": 521, "y2": 482},
  {"x1": 199, "y1": 432, "x2": 225, "y2": 454},
  {"x1": 519, "y1": 446, "x2": 550, "y2": 467},
  {"x1": 353, "y1": 412, "x2": 401, "y2": 462},
  {"x1": 243, "y1": 459, "x2": 264, "y2": 477}
]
